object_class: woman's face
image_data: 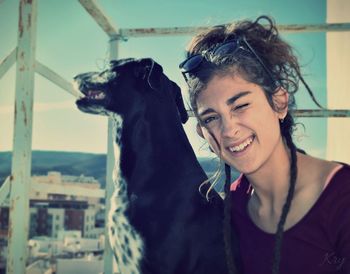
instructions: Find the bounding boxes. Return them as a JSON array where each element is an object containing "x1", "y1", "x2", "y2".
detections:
[{"x1": 196, "y1": 74, "x2": 288, "y2": 175}]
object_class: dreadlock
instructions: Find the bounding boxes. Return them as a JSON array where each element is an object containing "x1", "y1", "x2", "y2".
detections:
[
  {"x1": 271, "y1": 113, "x2": 298, "y2": 273},
  {"x1": 223, "y1": 163, "x2": 238, "y2": 274}
]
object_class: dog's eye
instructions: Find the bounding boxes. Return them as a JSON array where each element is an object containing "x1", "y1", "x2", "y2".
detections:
[
  {"x1": 91, "y1": 71, "x2": 116, "y2": 84},
  {"x1": 102, "y1": 71, "x2": 116, "y2": 81}
]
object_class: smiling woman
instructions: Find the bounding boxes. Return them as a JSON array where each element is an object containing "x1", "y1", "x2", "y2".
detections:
[{"x1": 180, "y1": 15, "x2": 350, "y2": 274}]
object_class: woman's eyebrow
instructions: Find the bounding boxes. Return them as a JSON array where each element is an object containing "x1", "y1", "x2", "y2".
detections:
[
  {"x1": 198, "y1": 91, "x2": 251, "y2": 117},
  {"x1": 198, "y1": 108, "x2": 215, "y2": 117},
  {"x1": 226, "y1": 91, "x2": 251, "y2": 105}
]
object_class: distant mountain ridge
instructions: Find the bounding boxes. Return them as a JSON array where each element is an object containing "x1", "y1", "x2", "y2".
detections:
[{"x1": 0, "y1": 151, "x2": 225, "y2": 188}]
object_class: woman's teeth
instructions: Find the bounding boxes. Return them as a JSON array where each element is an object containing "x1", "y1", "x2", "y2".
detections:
[{"x1": 229, "y1": 136, "x2": 254, "y2": 152}]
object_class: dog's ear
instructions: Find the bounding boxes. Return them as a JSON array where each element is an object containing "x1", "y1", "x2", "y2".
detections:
[
  {"x1": 137, "y1": 58, "x2": 163, "y2": 90},
  {"x1": 110, "y1": 58, "x2": 135, "y2": 70},
  {"x1": 171, "y1": 82, "x2": 189, "y2": 124}
]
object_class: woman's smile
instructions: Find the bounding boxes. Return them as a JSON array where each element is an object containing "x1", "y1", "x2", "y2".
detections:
[{"x1": 226, "y1": 135, "x2": 255, "y2": 156}]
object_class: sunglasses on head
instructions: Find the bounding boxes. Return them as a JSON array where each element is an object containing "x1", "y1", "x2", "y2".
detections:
[{"x1": 179, "y1": 36, "x2": 279, "y2": 88}]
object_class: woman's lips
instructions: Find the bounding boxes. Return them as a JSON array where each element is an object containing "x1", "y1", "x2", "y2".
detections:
[{"x1": 226, "y1": 135, "x2": 255, "y2": 155}]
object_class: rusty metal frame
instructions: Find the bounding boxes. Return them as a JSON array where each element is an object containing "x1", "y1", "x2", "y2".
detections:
[
  {"x1": 119, "y1": 22, "x2": 350, "y2": 38},
  {"x1": 1, "y1": 0, "x2": 349, "y2": 273},
  {"x1": 35, "y1": 61, "x2": 79, "y2": 96},
  {"x1": 0, "y1": 48, "x2": 17, "y2": 79},
  {"x1": 6, "y1": 0, "x2": 37, "y2": 273},
  {"x1": 187, "y1": 109, "x2": 350, "y2": 118}
]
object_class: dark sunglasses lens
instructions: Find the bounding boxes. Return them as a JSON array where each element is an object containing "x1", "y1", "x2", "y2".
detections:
[
  {"x1": 179, "y1": 55, "x2": 203, "y2": 72},
  {"x1": 213, "y1": 41, "x2": 238, "y2": 56}
]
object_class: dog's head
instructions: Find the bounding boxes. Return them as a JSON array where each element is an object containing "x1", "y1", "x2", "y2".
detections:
[{"x1": 74, "y1": 58, "x2": 188, "y2": 123}]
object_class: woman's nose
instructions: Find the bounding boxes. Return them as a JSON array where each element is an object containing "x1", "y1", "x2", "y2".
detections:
[{"x1": 221, "y1": 115, "x2": 239, "y2": 138}]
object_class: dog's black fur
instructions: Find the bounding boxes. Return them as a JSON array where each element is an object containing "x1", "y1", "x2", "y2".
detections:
[{"x1": 74, "y1": 58, "x2": 229, "y2": 274}]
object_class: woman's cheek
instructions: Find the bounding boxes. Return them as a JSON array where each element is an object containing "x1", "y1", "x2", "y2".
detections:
[{"x1": 203, "y1": 127, "x2": 221, "y2": 154}]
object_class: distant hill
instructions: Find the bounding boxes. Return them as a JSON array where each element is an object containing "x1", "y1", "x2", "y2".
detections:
[
  {"x1": 0, "y1": 151, "x2": 107, "y2": 187},
  {"x1": 0, "y1": 151, "x2": 235, "y2": 189}
]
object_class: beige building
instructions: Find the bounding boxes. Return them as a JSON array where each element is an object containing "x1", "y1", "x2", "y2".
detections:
[
  {"x1": 28, "y1": 171, "x2": 105, "y2": 239},
  {"x1": 327, "y1": 0, "x2": 350, "y2": 163},
  {"x1": 31, "y1": 171, "x2": 104, "y2": 205}
]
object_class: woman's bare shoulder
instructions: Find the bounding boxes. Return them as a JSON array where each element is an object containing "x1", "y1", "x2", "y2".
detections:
[{"x1": 297, "y1": 152, "x2": 343, "y2": 189}]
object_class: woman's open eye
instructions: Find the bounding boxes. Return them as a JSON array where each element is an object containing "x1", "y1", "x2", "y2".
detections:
[{"x1": 202, "y1": 116, "x2": 218, "y2": 125}]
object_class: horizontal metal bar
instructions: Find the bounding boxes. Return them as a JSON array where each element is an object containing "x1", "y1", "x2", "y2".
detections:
[
  {"x1": 187, "y1": 109, "x2": 350, "y2": 118},
  {"x1": 33, "y1": 61, "x2": 350, "y2": 119},
  {"x1": 0, "y1": 176, "x2": 10, "y2": 206},
  {"x1": 120, "y1": 22, "x2": 350, "y2": 38},
  {"x1": 78, "y1": 0, "x2": 119, "y2": 38},
  {"x1": 0, "y1": 48, "x2": 16, "y2": 79},
  {"x1": 293, "y1": 109, "x2": 350, "y2": 117},
  {"x1": 35, "y1": 60, "x2": 80, "y2": 97}
]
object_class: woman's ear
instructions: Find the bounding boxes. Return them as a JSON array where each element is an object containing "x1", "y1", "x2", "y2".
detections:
[
  {"x1": 273, "y1": 88, "x2": 289, "y2": 119},
  {"x1": 196, "y1": 123, "x2": 204, "y2": 138}
]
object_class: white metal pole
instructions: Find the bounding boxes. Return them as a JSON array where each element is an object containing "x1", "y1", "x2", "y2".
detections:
[
  {"x1": 7, "y1": 0, "x2": 37, "y2": 273},
  {"x1": 103, "y1": 37, "x2": 119, "y2": 274}
]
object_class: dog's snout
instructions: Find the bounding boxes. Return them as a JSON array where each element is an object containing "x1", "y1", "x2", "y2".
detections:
[
  {"x1": 74, "y1": 72, "x2": 96, "y2": 82},
  {"x1": 73, "y1": 72, "x2": 99, "y2": 92}
]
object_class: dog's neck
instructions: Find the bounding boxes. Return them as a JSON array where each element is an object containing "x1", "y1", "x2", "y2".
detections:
[{"x1": 112, "y1": 108, "x2": 204, "y2": 195}]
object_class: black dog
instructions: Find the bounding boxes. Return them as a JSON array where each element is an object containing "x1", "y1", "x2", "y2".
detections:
[{"x1": 74, "y1": 58, "x2": 229, "y2": 274}]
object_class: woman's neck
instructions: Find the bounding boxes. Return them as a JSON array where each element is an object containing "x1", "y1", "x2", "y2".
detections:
[{"x1": 245, "y1": 138, "x2": 293, "y2": 212}]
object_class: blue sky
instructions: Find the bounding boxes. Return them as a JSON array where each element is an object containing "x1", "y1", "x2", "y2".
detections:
[{"x1": 0, "y1": 0, "x2": 327, "y2": 158}]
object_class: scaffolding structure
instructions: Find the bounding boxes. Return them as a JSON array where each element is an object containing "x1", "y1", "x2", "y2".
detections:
[{"x1": 0, "y1": 0, "x2": 349, "y2": 273}]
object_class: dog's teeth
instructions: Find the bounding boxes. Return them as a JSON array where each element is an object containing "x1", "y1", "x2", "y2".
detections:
[
  {"x1": 85, "y1": 90, "x2": 106, "y2": 100},
  {"x1": 97, "y1": 93, "x2": 105, "y2": 99}
]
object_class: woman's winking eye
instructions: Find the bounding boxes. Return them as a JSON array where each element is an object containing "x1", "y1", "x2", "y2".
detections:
[
  {"x1": 199, "y1": 102, "x2": 250, "y2": 126},
  {"x1": 233, "y1": 103, "x2": 249, "y2": 111}
]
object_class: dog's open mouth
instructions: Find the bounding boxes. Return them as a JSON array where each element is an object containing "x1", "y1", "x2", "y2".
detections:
[
  {"x1": 75, "y1": 87, "x2": 109, "y2": 115},
  {"x1": 74, "y1": 82, "x2": 107, "y2": 102},
  {"x1": 83, "y1": 90, "x2": 106, "y2": 100}
]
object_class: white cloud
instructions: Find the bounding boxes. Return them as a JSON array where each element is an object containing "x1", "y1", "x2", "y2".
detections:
[
  {"x1": 34, "y1": 100, "x2": 75, "y2": 112},
  {"x1": 0, "y1": 100, "x2": 75, "y2": 114},
  {"x1": 0, "y1": 105, "x2": 13, "y2": 114}
]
